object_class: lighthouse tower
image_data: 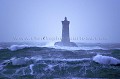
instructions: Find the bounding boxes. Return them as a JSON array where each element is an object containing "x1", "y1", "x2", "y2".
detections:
[
  {"x1": 54, "y1": 17, "x2": 77, "y2": 47},
  {"x1": 62, "y1": 17, "x2": 70, "y2": 43}
]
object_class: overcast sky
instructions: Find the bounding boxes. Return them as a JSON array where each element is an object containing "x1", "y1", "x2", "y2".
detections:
[{"x1": 0, "y1": 0, "x2": 120, "y2": 43}]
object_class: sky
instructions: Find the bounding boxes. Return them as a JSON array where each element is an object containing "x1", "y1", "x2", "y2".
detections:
[{"x1": 0, "y1": 0, "x2": 120, "y2": 43}]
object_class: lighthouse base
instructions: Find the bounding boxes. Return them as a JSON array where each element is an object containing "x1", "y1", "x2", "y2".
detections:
[{"x1": 54, "y1": 41, "x2": 77, "y2": 47}]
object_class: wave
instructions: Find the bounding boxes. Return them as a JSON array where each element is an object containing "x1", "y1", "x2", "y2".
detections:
[
  {"x1": 0, "y1": 56, "x2": 91, "y2": 78},
  {"x1": 1, "y1": 57, "x2": 91, "y2": 66},
  {"x1": 8, "y1": 45, "x2": 31, "y2": 51},
  {"x1": 4, "y1": 44, "x2": 104, "y2": 52},
  {"x1": 1, "y1": 55, "x2": 120, "y2": 78},
  {"x1": 1, "y1": 54, "x2": 119, "y2": 70},
  {"x1": 43, "y1": 42, "x2": 55, "y2": 47},
  {"x1": 0, "y1": 42, "x2": 120, "y2": 52},
  {"x1": 93, "y1": 54, "x2": 120, "y2": 65},
  {"x1": 11, "y1": 57, "x2": 30, "y2": 65},
  {"x1": 42, "y1": 42, "x2": 105, "y2": 51},
  {"x1": 7, "y1": 43, "x2": 56, "y2": 51},
  {"x1": 53, "y1": 46, "x2": 105, "y2": 51}
]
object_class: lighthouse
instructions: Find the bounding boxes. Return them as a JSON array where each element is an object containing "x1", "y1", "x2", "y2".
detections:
[
  {"x1": 61, "y1": 17, "x2": 70, "y2": 43},
  {"x1": 54, "y1": 17, "x2": 77, "y2": 47}
]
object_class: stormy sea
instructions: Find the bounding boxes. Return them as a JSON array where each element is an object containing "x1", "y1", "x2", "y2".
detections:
[{"x1": 0, "y1": 42, "x2": 120, "y2": 79}]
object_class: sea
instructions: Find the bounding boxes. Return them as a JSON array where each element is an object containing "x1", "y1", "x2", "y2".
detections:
[{"x1": 0, "y1": 42, "x2": 120, "y2": 79}]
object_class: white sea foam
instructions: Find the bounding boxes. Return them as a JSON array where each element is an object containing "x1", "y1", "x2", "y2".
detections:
[
  {"x1": 11, "y1": 57, "x2": 29, "y2": 65},
  {"x1": 93, "y1": 54, "x2": 120, "y2": 65},
  {"x1": 8, "y1": 45, "x2": 30, "y2": 51},
  {"x1": 46, "y1": 64, "x2": 55, "y2": 71},
  {"x1": 29, "y1": 64, "x2": 34, "y2": 75},
  {"x1": 52, "y1": 58, "x2": 91, "y2": 62},
  {"x1": 30, "y1": 56, "x2": 91, "y2": 62},
  {"x1": 1, "y1": 42, "x2": 119, "y2": 51},
  {"x1": 6, "y1": 42, "x2": 107, "y2": 51},
  {"x1": 31, "y1": 56, "x2": 42, "y2": 61},
  {"x1": 43, "y1": 42, "x2": 56, "y2": 47},
  {"x1": 55, "y1": 46, "x2": 104, "y2": 51},
  {"x1": 42, "y1": 42, "x2": 104, "y2": 50}
]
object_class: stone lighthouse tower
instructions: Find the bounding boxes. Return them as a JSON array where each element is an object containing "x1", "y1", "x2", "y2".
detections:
[
  {"x1": 61, "y1": 17, "x2": 70, "y2": 43},
  {"x1": 54, "y1": 17, "x2": 77, "y2": 47}
]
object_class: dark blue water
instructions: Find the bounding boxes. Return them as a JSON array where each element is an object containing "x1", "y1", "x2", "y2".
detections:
[{"x1": 0, "y1": 42, "x2": 120, "y2": 78}]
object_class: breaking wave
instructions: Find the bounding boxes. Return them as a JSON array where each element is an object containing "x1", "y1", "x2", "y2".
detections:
[
  {"x1": 93, "y1": 54, "x2": 120, "y2": 65},
  {"x1": 42, "y1": 42, "x2": 105, "y2": 51},
  {"x1": 0, "y1": 42, "x2": 120, "y2": 78},
  {"x1": 8, "y1": 45, "x2": 31, "y2": 51},
  {"x1": 0, "y1": 44, "x2": 105, "y2": 52},
  {"x1": 0, "y1": 42, "x2": 120, "y2": 52},
  {"x1": 0, "y1": 55, "x2": 120, "y2": 78}
]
